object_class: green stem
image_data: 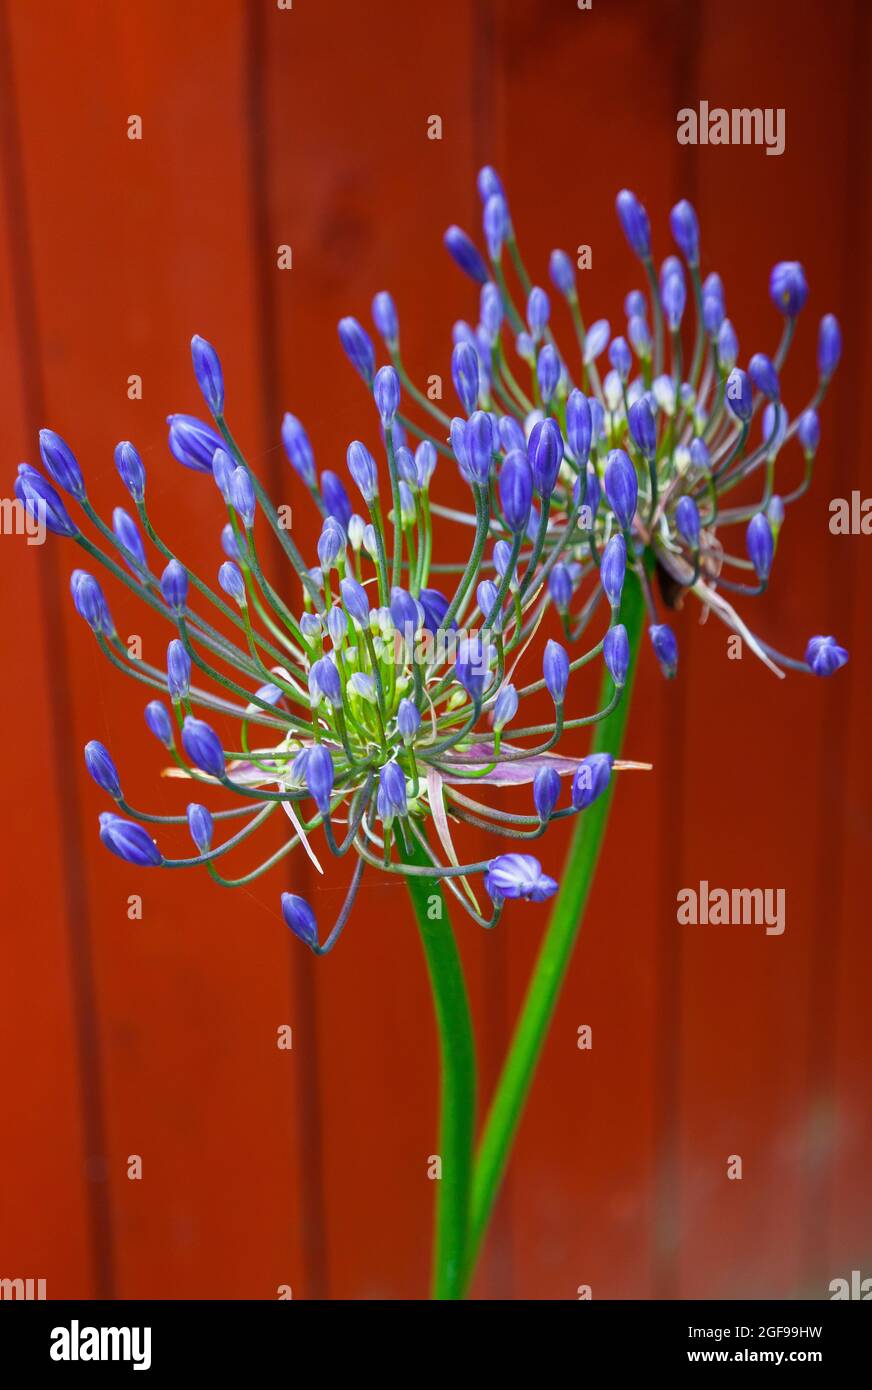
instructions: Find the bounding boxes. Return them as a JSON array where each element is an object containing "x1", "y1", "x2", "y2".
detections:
[
  {"x1": 461, "y1": 568, "x2": 646, "y2": 1293},
  {"x1": 402, "y1": 837, "x2": 477, "y2": 1300}
]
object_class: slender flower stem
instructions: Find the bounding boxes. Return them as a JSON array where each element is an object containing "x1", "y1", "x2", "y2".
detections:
[
  {"x1": 401, "y1": 837, "x2": 477, "y2": 1300},
  {"x1": 460, "y1": 568, "x2": 645, "y2": 1294}
]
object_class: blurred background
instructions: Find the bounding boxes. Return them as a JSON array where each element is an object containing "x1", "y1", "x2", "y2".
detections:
[{"x1": 0, "y1": 0, "x2": 870, "y2": 1300}]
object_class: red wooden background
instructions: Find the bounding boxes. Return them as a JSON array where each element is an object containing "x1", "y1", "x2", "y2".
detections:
[{"x1": 0, "y1": 0, "x2": 869, "y2": 1300}]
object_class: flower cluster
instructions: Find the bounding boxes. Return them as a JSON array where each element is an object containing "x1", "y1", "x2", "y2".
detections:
[
  {"x1": 341, "y1": 165, "x2": 848, "y2": 682},
  {"x1": 15, "y1": 336, "x2": 644, "y2": 954}
]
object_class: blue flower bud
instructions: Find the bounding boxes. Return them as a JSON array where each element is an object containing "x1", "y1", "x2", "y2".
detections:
[
  {"x1": 583, "y1": 463, "x2": 601, "y2": 518},
  {"x1": 624, "y1": 289, "x2": 646, "y2": 322},
  {"x1": 220, "y1": 522, "x2": 241, "y2": 561},
  {"x1": 627, "y1": 396, "x2": 656, "y2": 460},
  {"x1": 492, "y1": 683, "x2": 518, "y2": 732},
  {"x1": 717, "y1": 319, "x2": 739, "y2": 370},
  {"x1": 84, "y1": 740, "x2": 122, "y2": 799},
  {"x1": 144, "y1": 699, "x2": 174, "y2": 747},
  {"x1": 533, "y1": 767, "x2": 561, "y2": 822},
  {"x1": 281, "y1": 893, "x2": 318, "y2": 948},
  {"x1": 762, "y1": 401, "x2": 788, "y2": 457},
  {"x1": 377, "y1": 760, "x2": 407, "y2": 826},
  {"x1": 191, "y1": 334, "x2": 224, "y2": 415},
  {"x1": 549, "y1": 248, "x2": 575, "y2": 297},
  {"x1": 725, "y1": 367, "x2": 753, "y2": 421},
  {"x1": 746, "y1": 512, "x2": 774, "y2": 581},
  {"x1": 484, "y1": 853, "x2": 558, "y2": 903},
  {"x1": 797, "y1": 409, "x2": 820, "y2": 457},
  {"x1": 315, "y1": 520, "x2": 344, "y2": 577},
  {"x1": 805, "y1": 635, "x2": 849, "y2": 677},
  {"x1": 702, "y1": 291, "x2": 725, "y2": 336},
  {"x1": 818, "y1": 313, "x2": 841, "y2": 378},
  {"x1": 182, "y1": 715, "x2": 225, "y2": 778},
  {"x1": 477, "y1": 579, "x2": 502, "y2": 630},
  {"x1": 452, "y1": 341, "x2": 480, "y2": 415},
  {"x1": 112, "y1": 507, "x2": 147, "y2": 573},
  {"x1": 675, "y1": 495, "x2": 701, "y2": 548},
  {"x1": 372, "y1": 290, "x2": 399, "y2": 345},
  {"x1": 571, "y1": 753, "x2": 613, "y2": 810},
  {"x1": 604, "y1": 623, "x2": 630, "y2": 687},
  {"x1": 218, "y1": 560, "x2": 246, "y2": 606},
  {"x1": 479, "y1": 283, "x2": 503, "y2": 344},
  {"x1": 493, "y1": 540, "x2": 516, "y2": 586},
  {"x1": 548, "y1": 562, "x2": 573, "y2": 611},
  {"x1": 281, "y1": 413, "x2": 316, "y2": 486},
  {"x1": 15, "y1": 468, "x2": 78, "y2": 537},
  {"x1": 395, "y1": 446, "x2": 417, "y2": 490},
  {"x1": 609, "y1": 335, "x2": 632, "y2": 381},
  {"x1": 309, "y1": 655, "x2": 342, "y2": 708},
  {"x1": 99, "y1": 813, "x2": 162, "y2": 867},
  {"x1": 420, "y1": 587, "x2": 453, "y2": 634},
  {"x1": 465, "y1": 410, "x2": 496, "y2": 485},
  {"x1": 455, "y1": 633, "x2": 492, "y2": 701},
  {"x1": 39, "y1": 428, "x2": 85, "y2": 499},
  {"x1": 326, "y1": 606, "x2": 347, "y2": 647},
  {"x1": 496, "y1": 450, "x2": 532, "y2": 536},
  {"x1": 566, "y1": 389, "x2": 592, "y2": 464},
  {"x1": 374, "y1": 364, "x2": 400, "y2": 426},
  {"x1": 187, "y1": 803, "x2": 214, "y2": 853},
  {"x1": 536, "y1": 344, "x2": 561, "y2": 404},
  {"x1": 415, "y1": 439, "x2": 437, "y2": 488},
  {"x1": 300, "y1": 612, "x2": 322, "y2": 642},
  {"x1": 498, "y1": 414, "x2": 526, "y2": 455},
  {"x1": 690, "y1": 437, "x2": 711, "y2": 471},
  {"x1": 649, "y1": 623, "x2": 678, "y2": 678},
  {"x1": 114, "y1": 440, "x2": 146, "y2": 501},
  {"x1": 160, "y1": 558, "x2": 188, "y2": 612},
  {"x1": 527, "y1": 286, "x2": 550, "y2": 342},
  {"x1": 338, "y1": 316, "x2": 375, "y2": 383},
  {"x1": 543, "y1": 638, "x2": 569, "y2": 704},
  {"x1": 769, "y1": 261, "x2": 808, "y2": 317},
  {"x1": 211, "y1": 447, "x2": 235, "y2": 502},
  {"x1": 306, "y1": 745, "x2": 334, "y2": 814},
  {"x1": 340, "y1": 576, "x2": 371, "y2": 628},
  {"x1": 167, "y1": 413, "x2": 224, "y2": 472},
  {"x1": 584, "y1": 318, "x2": 610, "y2": 364},
  {"x1": 226, "y1": 466, "x2": 255, "y2": 528},
  {"x1": 484, "y1": 193, "x2": 509, "y2": 260},
  {"x1": 444, "y1": 225, "x2": 489, "y2": 283},
  {"x1": 749, "y1": 352, "x2": 779, "y2": 400},
  {"x1": 528, "y1": 417, "x2": 564, "y2": 498},
  {"x1": 397, "y1": 697, "x2": 421, "y2": 744},
  {"x1": 321, "y1": 470, "x2": 352, "y2": 528},
  {"x1": 604, "y1": 449, "x2": 638, "y2": 529},
  {"x1": 600, "y1": 532, "x2": 626, "y2": 606},
  {"x1": 669, "y1": 199, "x2": 700, "y2": 264},
  {"x1": 516, "y1": 331, "x2": 536, "y2": 364},
  {"x1": 167, "y1": 638, "x2": 192, "y2": 701},
  {"x1": 615, "y1": 189, "x2": 651, "y2": 259},
  {"x1": 662, "y1": 272, "x2": 687, "y2": 331},
  {"x1": 477, "y1": 165, "x2": 505, "y2": 201},
  {"x1": 390, "y1": 585, "x2": 420, "y2": 642},
  {"x1": 70, "y1": 569, "x2": 113, "y2": 633}
]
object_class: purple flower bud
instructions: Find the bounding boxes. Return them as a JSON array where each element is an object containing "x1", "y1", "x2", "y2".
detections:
[
  {"x1": 465, "y1": 410, "x2": 496, "y2": 485},
  {"x1": 167, "y1": 413, "x2": 225, "y2": 473},
  {"x1": 99, "y1": 813, "x2": 161, "y2": 867},
  {"x1": 281, "y1": 413, "x2": 316, "y2": 487},
  {"x1": 543, "y1": 638, "x2": 569, "y2": 704},
  {"x1": 218, "y1": 560, "x2": 246, "y2": 605},
  {"x1": 315, "y1": 517, "x2": 343, "y2": 572},
  {"x1": 527, "y1": 286, "x2": 550, "y2": 342},
  {"x1": 70, "y1": 569, "x2": 113, "y2": 634},
  {"x1": 492, "y1": 683, "x2": 518, "y2": 731},
  {"x1": 167, "y1": 638, "x2": 192, "y2": 701},
  {"x1": 220, "y1": 522, "x2": 241, "y2": 561},
  {"x1": 604, "y1": 624, "x2": 630, "y2": 687},
  {"x1": 798, "y1": 409, "x2": 820, "y2": 457},
  {"x1": 499, "y1": 414, "x2": 526, "y2": 454},
  {"x1": 420, "y1": 586, "x2": 453, "y2": 634},
  {"x1": 549, "y1": 248, "x2": 575, "y2": 297},
  {"x1": 300, "y1": 612, "x2": 322, "y2": 643},
  {"x1": 533, "y1": 767, "x2": 561, "y2": 822},
  {"x1": 584, "y1": 318, "x2": 610, "y2": 364},
  {"x1": 377, "y1": 760, "x2": 407, "y2": 826},
  {"x1": 669, "y1": 199, "x2": 700, "y2": 264},
  {"x1": 566, "y1": 390, "x2": 592, "y2": 464},
  {"x1": 282, "y1": 893, "x2": 318, "y2": 948},
  {"x1": 702, "y1": 291, "x2": 725, "y2": 336},
  {"x1": 516, "y1": 331, "x2": 536, "y2": 364},
  {"x1": 321, "y1": 470, "x2": 352, "y2": 528},
  {"x1": 571, "y1": 753, "x2": 613, "y2": 810},
  {"x1": 374, "y1": 364, "x2": 400, "y2": 426},
  {"x1": 627, "y1": 397, "x2": 656, "y2": 460},
  {"x1": 144, "y1": 700, "x2": 174, "y2": 747},
  {"x1": 725, "y1": 367, "x2": 753, "y2": 421},
  {"x1": 762, "y1": 401, "x2": 788, "y2": 456},
  {"x1": 662, "y1": 272, "x2": 687, "y2": 331},
  {"x1": 615, "y1": 189, "x2": 651, "y2": 259},
  {"x1": 805, "y1": 635, "x2": 849, "y2": 677},
  {"x1": 39, "y1": 428, "x2": 85, "y2": 499},
  {"x1": 536, "y1": 345, "x2": 561, "y2": 405},
  {"x1": 397, "y1": 697, "x2": 421, "y2": 743},
  {"x1": 548, "y1": 562, "x2": 573, "y2": 610},
  {"x1": 477, "y1": 165, "x2": 505, "y2": 202},
  {"x1": 187, "y1": 803, "x2": 214, "y2": 853},
  {"x1": 480, "y1": 282, "x2": 503, "y2": 343},
  {"x1": 609, "y1": 336, "x2": 632, "y2": 381},
  {"x1": 717, "y1": 319, "x2": 739, "y2": 370},
  {"x1": 450, "y1": 416, "x2": 470, "y2": 481},
  {"x1": 346, "y1": 439, "x2": 378, "y2": 503},
  {"x1": 769, "y1": 261, "x2": 808, "y2": 317},
  {"x1": 372, "y1": 290, "x2": 399, "y2": 345},
  {"x1": 818, "y1": 314, "x2": 841, "y2": 378},
  {"x1": 114, "y1": 440, "x2": 146, "y2": 501},
  {"x1": 211, "y1": 447, "x2": 235, "y2": 502},
  {"x1": 444, "y1": 225, "x2": 489, "y2": 283},
  {"x1": 600, "y1": 532, "x2": 626, "y2": 606},
  {"x1": 395, "y1": 446, "x2": 417, "y2": 490},
  {"x1": 306, "y1": 745, "x2": 334, "y2": 814},
  {"x1": 583, "y1": 462, "x2": 601, "y2": 518},
  {"x1": 675, "y1": 495, "x2": 701, "y2": 548},
  {"x1": 338, "y1": 317, "x2": 375, "y2": 383},
  {"x1": 476, "y1": 579, "x2": 501, "y2": 631},
  {"x1": 390, "y1": 585, "x2": 420, "y2": 645},
  {"x1": 484, "y1": 194, "x2": 509, "y2": 260},
  {"x1": 415, "y1": 439, "x2": 437, "y2": 488},
  {"x1": 182, "y1": 716, "x2": 225, "y2": 779},
  {"x1": 749, "y1": 352, "x2": 779, "y2": 400},
  {"x1": 485, "y1": 853, "x2": 558, "y2": 903},
  {"x1": 746, "y1": 512, "x2": 774, "y2": 581},
  {"x1": 455, "y1": 633, "x2": 492, "y2": 701},
  {"x1": 649, "y1": 623, "x2": 678, "y2": 678},
  {"x1": 528, "y1": 417, "x2": 564, "y2": 498},
  {"x1": 84, "y1": 740, "x2": 122, "y2": 799},
  {"x1": 113, "y1": 507, "x2": 147, "y2": 573},
  {"x1": 309, "y1": 655, "x2": 342, "y2": 708},
  {"x1": 15, "y1": 468, "x2": 78, "y2": 537},
  {"x1": 604, "y1": 449, "x2": 638, "y2": 529},
  {"x1": 326, "y1": 606, "x2": 347, "y2": 648},
  {"x1": 452, "y1": 341, "x2": 480, "y2": 414},
  {"x1": 191, "y1": 335, "x2": 224, "y2": 415},
  {"x1": 160, "y1": 558, "x2": 189, "y2": 612},
  {"x1": 227, "y1": 467, "x2": 255, "y2": 528},
  {"x1": 690, "y1": 437, "x2": 710, "y2": 472},
  {"x1": 340, "y1": 576, "x2": 371, "y2": 628}
]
